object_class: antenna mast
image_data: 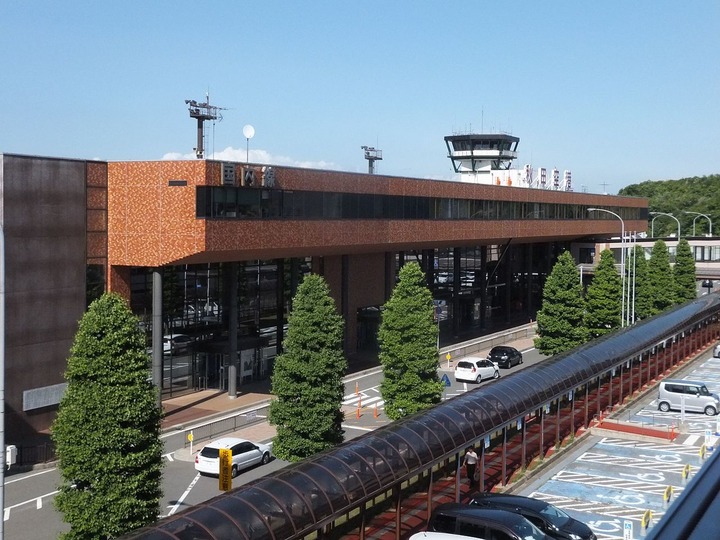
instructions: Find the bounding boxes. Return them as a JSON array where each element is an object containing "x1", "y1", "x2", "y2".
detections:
[
  {"x1": 361, "y1": 146, "x2": 383, "y2": 174},
  {"x1": 185, "y1": 94, "x2": 227, "y2": 159}
]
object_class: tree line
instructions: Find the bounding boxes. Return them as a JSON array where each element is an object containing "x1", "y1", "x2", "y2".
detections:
[
  {"x1": 534, "y1": 238, "x2": 697, "y2": 355},
  {"x1": 50, "y1": 237, "x2": 699, "y2": 537}
]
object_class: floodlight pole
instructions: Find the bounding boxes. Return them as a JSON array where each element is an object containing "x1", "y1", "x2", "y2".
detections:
[
  {"x1": 683, "y1": 211, "x2": 712, "y2": 237},
  {"x1": 588, "y1": 208, "x2": 626, "y2": 327},
  {"x1": 650, "y1": 211, "x2": 681, "y2": 238}
]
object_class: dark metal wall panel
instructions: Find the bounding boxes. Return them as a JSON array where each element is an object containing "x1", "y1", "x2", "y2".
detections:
[{"x1": 2, "y1": 155, "x2": 87, "y2": 438}]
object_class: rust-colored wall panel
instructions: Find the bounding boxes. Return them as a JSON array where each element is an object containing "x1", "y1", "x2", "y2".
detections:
[
  {"x1": 86, "y1": 161, "x2": 108, "y2": 187},
  {"x1": 87, "y1": 232, "x2": 107, "y2": 259},
  {"x1": 108, "y1": 160, "x2": 646, "y2": 267},
  {"x1": 108, "y1": 265, "x2": 132, "y2": 301},
  {"x1": 87, "y1": 186, "x2": 107, "y2": 210}
]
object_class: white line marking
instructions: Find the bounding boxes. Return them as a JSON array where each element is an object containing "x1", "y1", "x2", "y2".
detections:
[
  {"x1": 342, "y1": 424, "x2": 375, "y2": 432},
  {"x1": 684, "y1": 434, "x2": 701, "y2": 446},
  {"x1": 4, "y1": 490, "x2": 60, "y2": 520},
  {"x1": 167, "y1": 473, "x2": 201, "y2": 516},
  {"x1": 5, "y1": 468, "x2": 56, "y2": 484}
]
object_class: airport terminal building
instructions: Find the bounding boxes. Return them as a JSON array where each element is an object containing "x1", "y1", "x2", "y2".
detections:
[{"x1": 0, "y1": 137, "x2": 648, "y2": 443}]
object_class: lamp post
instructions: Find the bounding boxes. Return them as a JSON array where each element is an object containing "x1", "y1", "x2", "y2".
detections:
[
  {"x1": 649, "y1": 211, "x2": 681, "y2": 238},
  {"x1": 683, "y1": 211, "x2": 712, "y2": 237},
  {"x1": 588, "y1": 208, "x2": 626, "y2": 327}
]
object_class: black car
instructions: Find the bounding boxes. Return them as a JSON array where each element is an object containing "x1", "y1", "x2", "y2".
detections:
[
  {"x1": 488, "y1": 346, "x2": 523, "y2": 368},
  {"x1": 429, "y1": 503, "x2": 551, "y2": 540},
  {"x1": 470, "y1": 493, "x2": 595, "y2": 540}
]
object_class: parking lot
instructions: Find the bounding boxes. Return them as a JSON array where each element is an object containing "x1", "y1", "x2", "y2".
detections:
[{"x1": 518, "y1": 349, "x2": 720, "y2": 539}]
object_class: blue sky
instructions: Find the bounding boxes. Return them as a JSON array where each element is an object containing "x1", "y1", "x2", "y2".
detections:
[{"x1": 2, "y1": 1, "x2": 718, "y2": 194}]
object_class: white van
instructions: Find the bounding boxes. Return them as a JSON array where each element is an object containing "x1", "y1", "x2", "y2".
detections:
[
  {"x1": 409, "y1": 533, "x2": 479, "y2": 540},
  {"x1": 657, "y1": 379, "x2": 720, "y2": 416}
]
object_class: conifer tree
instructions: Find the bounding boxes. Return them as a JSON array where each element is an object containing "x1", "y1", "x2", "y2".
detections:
[
  {"x1": 647, "y1": 239, "x2": 675, "y2": 315},
  {"x1": 379, "y1": 261, "x2": 444, "y2": 420},
  {"x1": 52, "y1": 293, "x2": 163, "y2": 540},
  {"x1": 673, "y1": 238, "x2": 697, "y2": 303},
  {"x1": 268, "y1": 274, "x2": 346, "y2": 462},
  {"x1": 534, "y1": 251, "x2": 589, "y2": 355},
  {"x1": 585, "y1": 249, "x2": 621, "y2": 337},
  {"x1": 627, "y1": 245, "x2": 653, "y2": 321}
]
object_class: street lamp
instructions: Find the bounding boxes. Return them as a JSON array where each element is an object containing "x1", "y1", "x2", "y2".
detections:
[
  {"x1": 588, "y1": 208, "x2": 626, "y2": 327},
  {"x1": 649, "y1": 211, "x2": 681, "y2": 238},
  {"x1": 683, "y1": 211, "x2": 712, "y2": 237}
]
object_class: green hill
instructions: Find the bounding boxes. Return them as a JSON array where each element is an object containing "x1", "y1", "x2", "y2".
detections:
[{"x1": 619, "y1": 174, "x2": 720, "y2": 237}]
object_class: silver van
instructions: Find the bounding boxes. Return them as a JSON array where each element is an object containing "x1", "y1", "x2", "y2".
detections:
[{"x1": 657, "y1": 379, "x2": 720, "y2": 416}]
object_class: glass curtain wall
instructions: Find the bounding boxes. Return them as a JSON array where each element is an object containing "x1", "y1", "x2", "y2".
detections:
[{"x1": 130, "y1": 258, "x2": 310, "y2": 398}]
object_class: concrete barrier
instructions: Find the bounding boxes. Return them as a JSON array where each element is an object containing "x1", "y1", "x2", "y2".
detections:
[{"x1": 438, "y1": 322, "x2": 537, "y2": 363}]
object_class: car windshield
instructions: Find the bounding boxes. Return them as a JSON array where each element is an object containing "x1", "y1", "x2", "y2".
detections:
[
  {"x1": 539, "y1": 503, "x2": 571, "y2": 526},
  {"x1": 510, "y1": 518, "x2": 547, "y2": 540},
  {"x1": 699, "y1": 385, "x2": 711, "y2": 396},
  {"x1": 457, "y1": 362, "x2": 473, "y2": 369}
]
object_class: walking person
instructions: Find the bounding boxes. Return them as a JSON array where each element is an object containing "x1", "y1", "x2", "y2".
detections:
[{"x1": 463, "y1": 446, "x2": 478, "y2": 489}]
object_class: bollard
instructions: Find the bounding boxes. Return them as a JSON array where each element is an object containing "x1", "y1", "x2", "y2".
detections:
[
  {"x1": 374, "y1": 403, "x2": 379, "y2": 418},
  {"x1": 641, "y1": 509, "x2": 653, "y2": 536},
  {"x1": 663, "y1": 485, "x2": 673, "y2": 508},
  {"x1": 355, "y1": 381, "x2": 359, "y2": 395},
  {"x1": 682, "y1": 463, "x2": 692, "y2": 484},
  {"x1": 356, "y1": 404, "x2": 361, "y2": 419}
]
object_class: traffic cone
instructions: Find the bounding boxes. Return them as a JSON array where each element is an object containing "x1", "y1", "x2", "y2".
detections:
[
  {"x1": 355, "y1": 382, "x2": 359, "y2": 395},
  {"x1": 374, "y1": 403, "x2": 379, "y2": 418}
]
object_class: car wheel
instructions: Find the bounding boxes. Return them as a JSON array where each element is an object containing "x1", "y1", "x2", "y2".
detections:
[
  {"x1": 493, "y1": 370, "x2": 500, "y2": 379},
  {"x1": 475, "y1": 374, "x2": 482, "y2": 384},
  {"x1": 231, "y1": 465, "x2": 238, "y2": 478},
  {"x1": 658, "y1": 402, "x2": 671, "y2": 412},
  {"x1": 261, "y1": 452, "x2": 270, "y2": 465},
  {"x1": 705, "y1": 406, "x2": 717, "y2": 416}
]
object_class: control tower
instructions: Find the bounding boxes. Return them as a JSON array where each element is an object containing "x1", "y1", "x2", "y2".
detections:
[{"x1": 444, "y1": 133, "x2": 521, "y2": 185}]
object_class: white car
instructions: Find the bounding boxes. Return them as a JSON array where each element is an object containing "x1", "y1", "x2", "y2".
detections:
[
  {"x1": 455, "y1": 357, "x2": 500, "y2": 384},
  {"x1": 195, "y1": 437, "x2": 272, "y2": 477},
  {"x1": 163, "y1": 334, "x2": 194, "y2": 354},
  {"x1": 714, "y1": 342, "x2": 720, "y2": 358}
]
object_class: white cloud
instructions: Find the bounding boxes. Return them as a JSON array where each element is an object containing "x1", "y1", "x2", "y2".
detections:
[{"x1": 161, "y1": 146, "x2": 338, "y2": 170}]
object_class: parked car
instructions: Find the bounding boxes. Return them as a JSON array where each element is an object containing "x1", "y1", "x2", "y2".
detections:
[
  {"x1": 488, "y1": 345, "x2": 523, "y2": 368},
  {"x1": 714, "y1": 342, "x2": 720, "y2": 358},
  {"x1": 195, "y1": 437, "x2": 272, "y2": 478},
  {"x1": 470, "y1": 493, "x2": 596, "y2": 540},
  {"x1": 428, "y1": 503, "x2": 550, "y2": 540},
  {"x1": 455, "y1": 357, "x2": 500, "y2": 384},
  {"x1": 657, "y1": 379, "x2": 720, "y2": 415},
  {"x1": 163, "y1": 333, "x2": 194, "y2": 355}
]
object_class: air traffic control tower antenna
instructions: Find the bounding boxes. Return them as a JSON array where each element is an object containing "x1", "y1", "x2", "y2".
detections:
[
  {"x1": 361, "y1": 146, "x2": 383, "y2": 174},
  {"x1": 185, "y1": 95, "x2": 227, "y2": 159}
]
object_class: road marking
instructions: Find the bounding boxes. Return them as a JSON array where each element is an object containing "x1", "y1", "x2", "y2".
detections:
[
  {"x1": 3, "y1": 490, "x2": 60, "y2": 521},
  {"x1": 5, "y1": 468, "x2": 56, "y2": 484},
  {"x1": 342, "y1": 424, "x2": 375, "y2": 432},
  {"x1": 166, "y1": 473, "x2": 200, "y2": 517},
  {"x1": 684, "y1": 434, "x2": 701, "y2": 446},
  {"x1": 163, "y1": 452, "x2": 175, "y2": 462},
  {"x1": 552, "y1": 470, "x2": 684, "y2": 496}
]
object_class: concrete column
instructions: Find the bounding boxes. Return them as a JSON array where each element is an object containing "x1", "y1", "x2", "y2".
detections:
[
  {"x1": 227, "y1": 262, "x2": 238, "y2": 397},
  {"x1": 152, "y1": 269, "x2": 163, "y2": 408}
]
